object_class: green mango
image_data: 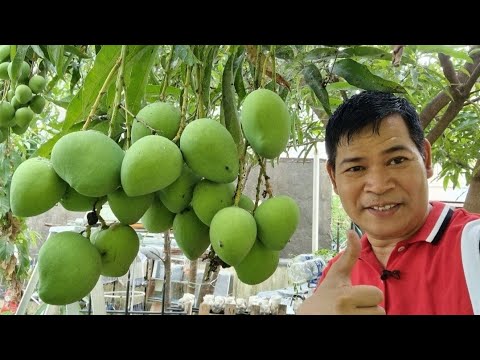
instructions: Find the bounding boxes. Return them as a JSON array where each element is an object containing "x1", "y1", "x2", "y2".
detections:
[
  {"x1": 141, "y1": 197, "x2": 175, "y2": 233},
  {"x1": 172, "y1": 207, "x2": 210, "y2": 261},
  {"x1": 191, "y1": 180, "x2": 235, "y2": 226},
  {"x1": 38, "y1": 231, "x2": 102, "y2": 305},
  {"x1": 51, "y1": 130, "x2": 124, "y2": 197},
  {"x1": 60, "y1": 186, "x2": 105, "y2": 212},
  {"x1": 157, "y1": 164, "x2": 201, "y2": 213},
  {"x1": 209, "y1": 206, "x2": 257, "y2": 266},
  {"x1": 91, "y1": 224, "x2": 140, "y2": 277},
  {"x1": 234, "y1": 240, "x2": 279, "y2": 285},
  {"x1": 107, "y1": 188, "x2": 154, "y2": 225},
  {"x1": 254, "y1": 195, "x2": 300, "y2": 251},
  {"x1": 121, "y1": 135, "x2": 182, "y2": 196},
  {"x1": 180, "y1": 118, "x2": 239, "y2": 183},
  {"x1": 134, "y1": 101, "x2": 181, "y2": 141},
  {"x1": 240, "y1": 88, "x2": 290, "y2": 159},
  {"x1": 10, "y1": 157, "x2": 67, "y2": 217}
]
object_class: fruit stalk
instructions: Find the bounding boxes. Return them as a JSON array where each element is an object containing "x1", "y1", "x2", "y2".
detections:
[
  {"x1": 233, "y1": 140, "x2": 249, "y2": 206},
  {"x1": 159, "y1": 45, "x2": 176, "y2": 101},
  {"x1": 172, "y1": 65, "x2": 191, "y2": 143},
  {"x1": 108, "y1": 45, "x2": 127, "y2": 140},
  {"x1": 82, "y1": 55, "x2": 122, "y2": 131}
]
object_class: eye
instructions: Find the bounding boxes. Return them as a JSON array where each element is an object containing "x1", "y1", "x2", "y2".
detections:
[
  {"x1": 346, "y1": 166, "x2": 364, "y2": 172},
  {"x1": 389, "y1": 157, "x2": 407, "y2": 165}
]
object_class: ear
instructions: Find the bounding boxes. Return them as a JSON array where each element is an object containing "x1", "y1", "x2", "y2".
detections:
[
  {"x1": 423, "y1": 139, "x2": 433, "y2": 178},
  {"x1": 326, "y1": 161, "x2": 338, "y2": 194}
]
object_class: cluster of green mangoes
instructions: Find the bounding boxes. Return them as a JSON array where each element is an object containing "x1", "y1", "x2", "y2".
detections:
[
  {"x1": 0, "y1": 45, "x2": 47, "y2": 143},
  {"x1": 8, "y1": 88, "x2": 299, "y2": 305}
]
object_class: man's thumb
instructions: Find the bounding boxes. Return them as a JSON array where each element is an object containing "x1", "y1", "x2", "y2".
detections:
[{"x1": 331, "y1": 229, "x2": 361, "y2": 277}]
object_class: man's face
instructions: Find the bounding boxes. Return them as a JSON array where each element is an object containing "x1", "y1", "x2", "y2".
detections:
[{"x1": 326, "y1": 114, "x2": 433, "y2": 243}]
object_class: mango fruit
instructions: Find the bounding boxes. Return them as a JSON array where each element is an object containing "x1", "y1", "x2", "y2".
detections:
[
  {"x1": 121, "y1": 135, "x2": 182, "y2": 196},
  {"x1": 133, "y1": 101, "x2": 181, "y2": 141},
  {"x1": 10, "y1": 157, "x2": 67, "y2": 217},
  {"x1": 209, "y1": 206, "x2": 257, "y2": 266},
  {"x1": 157, "y1": 164, "x2": 201, "y2": 213},
  {"x1": 254, "y1": 195, "x2": 300, "y2": 251},
  {"x1": 240, "y1": 88, "x2": 290, "y2": 159},
  {"x1": 91, "y1": 224, "x2": 140, "y2": 277},
  {"x1": 38, "y1": 231, "x2": 102, "y2": 305},
  {"x1": 180, "y1": 118, "x2": 239, "y2": 183},
  {"x1": 234, "y1": 240, "x2": 279, "y2": 285},
  {"x1": 141, "y1": 197, "x2": 175, "y2": 233},
  {"x1": 172, "y1": 207, "x2": 210, "y2": 261},
  {"x1": 107, "y1": 188, "x2": 154, "y2": 225},
  {"x1": 51, "y1": 130, "x2": 124, "y2": 197},
  {"x1": 191, "y1": 180, "x2": 235, "y2": 226}
]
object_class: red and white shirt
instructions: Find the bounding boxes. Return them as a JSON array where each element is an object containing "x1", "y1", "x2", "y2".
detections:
[{"x1": 317, "y1": 201, "x2": 480, "y2": 314}]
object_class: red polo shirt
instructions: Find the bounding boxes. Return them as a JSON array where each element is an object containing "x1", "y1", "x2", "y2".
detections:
[{"x1": 317, "y1": 201, "x2": 480, "y2": 315}]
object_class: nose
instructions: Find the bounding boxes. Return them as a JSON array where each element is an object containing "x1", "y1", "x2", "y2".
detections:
[{"x1": 363, "y1": 167, "x2": 395, "y2": 195}]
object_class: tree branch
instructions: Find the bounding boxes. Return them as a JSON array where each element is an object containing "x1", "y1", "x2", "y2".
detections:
[
  {"x1": 438, "y1": 53, "x2": 462, "y2": 100},
  {"x1": 460, "y1": 61, "x2": 480, "y2": 96},
  {"x1": 420, "y1": 91, "x2": 451, "y2": 129},
  {"x1": 426, "y1": 100, "x2": 465, "y2": 144}
]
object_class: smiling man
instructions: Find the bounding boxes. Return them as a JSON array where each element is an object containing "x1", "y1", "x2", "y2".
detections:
[{"x1": 297, "y1": 91, "x2": 480, "y2": 315}]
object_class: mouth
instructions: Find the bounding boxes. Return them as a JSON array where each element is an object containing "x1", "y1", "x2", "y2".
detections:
[
  {"x1": 365, "y1": 203, "x2": 401, "y2": 214},
  {"x1": 369, "y1": 204, "x2": 398, "y2": 211}
]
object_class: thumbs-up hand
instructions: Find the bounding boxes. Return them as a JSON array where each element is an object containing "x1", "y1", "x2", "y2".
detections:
[{"x1": 297, "y1": 230, "x2": 385, "y2": 315}]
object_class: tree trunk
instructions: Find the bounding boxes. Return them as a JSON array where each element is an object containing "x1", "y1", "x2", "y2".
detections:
[
  {"x1": 163, "y1": 230, "x2": 171, "y2": 310},
  {"x1": 196, "y1": 261, "x2": 220, "y2": 307},
  {"x1": 463, "y1": 158, "x2": 480, "y2": 213},
  {"x1": 184, "y1": 259, "x2": 197, "y2": 295}
]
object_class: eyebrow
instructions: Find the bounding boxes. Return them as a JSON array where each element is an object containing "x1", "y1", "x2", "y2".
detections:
[{"x1": 339, "y1": 145, "x2": 413, "y2": 166}]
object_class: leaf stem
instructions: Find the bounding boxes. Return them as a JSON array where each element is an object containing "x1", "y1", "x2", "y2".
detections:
[
  {"x1": 82, "y1": 55, "x2": 122, "y2": 131},
  {"x1": 108, "y1": 45, "x2": 127, "y2": 139}
]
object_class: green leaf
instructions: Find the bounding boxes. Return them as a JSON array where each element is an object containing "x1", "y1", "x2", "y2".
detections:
[
  {"x1": 30, "y1": 45, "x2": 46, "y2": 59},
  {"x1": 174, "y1": 45, "x2": 200, "y2": 66},
  {"x1": 416, "y1": 45, "x2": 473, "y2": 64},
  {"x1": 342, "y1": 46, "x2": 391, "y2": 59},
  {"x1": 62, "y1": 45, "x2": 122, "y2": 131},
  {"x1": 222, "y1": 52, "x2": 242, "y2": 146},
  {"x1": 303, "y1": 64, "x2": 332, "y2": 116},
  {"x1": 0, "y1": 194, "x2": 9, "y2": 217},
  {"x1": 125, "y1": 45, "x2": 160, "y2": 115},
  {"x1": 0, "y1": 239, "x2": 15, "y2": 262},
  {"x1": 64, "y1": 45, "x2": 91, "y2": 59},
  {"x1": 45, "y1": 96, "x2": 72, "y2": 109},
  {"x1": 326, "y1": 81, "x2": 358, "y2": 91},
  {"x1": 304, "y1": 47, "x2": 339, "y2": 61},
  {"x1": 47, "y1": 45, "x2": 65, "y2": 78},
  {"x1": 33, "y1": 122, "x2": 85, "y2": 158},
  {"x1": 202, "y1": 45, "x2": 220, "y2": 111},
  {"x1": 275, "y1": 46, "x2": 295, "y2": 60},
  {"x1": 233, "y1": 48, "x2": 247, "y2": 107},
  {"x1": 10, "y1": 45, "x2": 30, "y2": 83},
  {"x1": 332, "y1": 59, "x2": 406, "y2": 93}
]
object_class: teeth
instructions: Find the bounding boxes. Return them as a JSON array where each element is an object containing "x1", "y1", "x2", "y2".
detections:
[{"x1": 372, "y1": 204, "x2": 396, "y2": 211}]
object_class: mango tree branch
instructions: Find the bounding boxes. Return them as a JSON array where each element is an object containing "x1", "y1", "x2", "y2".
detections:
[
  {"x1": 108, "y1": 45, "x2": 127, "y2": 139},
  {"x1": 426, "y1": 99, "x2": 465, "y2": 145},
  {"x1": 172, "y1": 65, "x2": 191, "y2": 143},
  {"x1": 460, "y1": 61, "x2": 480, "y2": 96},
  {"x1": 257, "y1": 154, "x2": 273, "y2": 199},
  {"x1": 420, "y1": 91, "x2": 451, "y2": 129},
  {"x1": 253, "y1": 162, "x2": 263, "y2": 212},
  {"x1": 233, "y1": 141, "x2": 249, "y2": 206},
  {"x1": 438, "y1": 53, "x2": 462, "y2": 100},
  {"x1": 160, "y1": 45, "x2": 176, "y2": 101},
  {"x1": 82, "y1": 56, "x2": 122, "y2": 131}
]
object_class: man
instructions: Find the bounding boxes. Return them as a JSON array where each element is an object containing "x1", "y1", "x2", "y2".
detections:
[{"x1": 297, "y1": 91, "x2": 480, "y2": 315}]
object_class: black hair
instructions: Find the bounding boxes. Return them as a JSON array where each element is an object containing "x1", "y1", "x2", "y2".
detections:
[{"x1": 325, "y1": 91, "x2": 425, "y2": 169}]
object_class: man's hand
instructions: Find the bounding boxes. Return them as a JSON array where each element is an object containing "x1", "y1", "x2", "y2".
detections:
[{"x1": 296, "y1": 230, "x2": 385, "y2": 315}]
